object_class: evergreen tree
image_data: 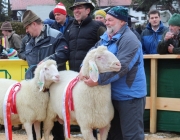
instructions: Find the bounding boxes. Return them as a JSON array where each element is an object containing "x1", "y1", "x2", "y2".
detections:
[
  {"x1": 7, "y1": 0, "x2": 12, "y2": 20},
  {"x1": 0, "y1": 0, "x2": 8, "y2": 22},
  {"x1": 131, "y1": 0, "x2": 179, "y2": 13}
]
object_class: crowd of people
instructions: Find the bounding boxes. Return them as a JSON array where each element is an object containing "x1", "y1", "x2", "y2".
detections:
[{"x1": 1, "y1": 0, "x2": 180, "y2": 140}]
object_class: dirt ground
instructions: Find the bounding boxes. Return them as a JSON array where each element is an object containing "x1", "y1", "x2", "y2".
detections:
[{"x1": 1, "y1": 131, "x2": 180, "y2": 140}]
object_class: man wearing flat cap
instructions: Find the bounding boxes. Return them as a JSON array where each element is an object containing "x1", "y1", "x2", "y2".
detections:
[
  {"x1": 21, "y1": 10, "x2": 69, "y2": 140},
  {"x1": 81, "y1": 6, "x2": 146, "y2": 140},
  {"x1": 157, "y1": 13, "x2": 180, "y2": 54}
]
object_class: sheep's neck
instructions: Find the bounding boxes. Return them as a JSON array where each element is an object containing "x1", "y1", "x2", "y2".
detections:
[
  {"x1": 36, "y1": 81, "x2": 52, "y2": 92},
  {"x1": 41, "y1": 87, "x2": 49, "y2": 92},
  {"x1": 43, "y1": 81, "x2": 52, "y2": 90},
  {"x1": 81, "y1": 66, "x2": 89, "y2": 78}
]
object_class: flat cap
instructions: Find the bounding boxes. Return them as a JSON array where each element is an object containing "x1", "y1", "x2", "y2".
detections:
[{"x1": 22, "y1": 10, "x2": 40, "y2": 28}]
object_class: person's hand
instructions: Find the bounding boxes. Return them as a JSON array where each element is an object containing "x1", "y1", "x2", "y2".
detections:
[
  {"x1": 84, "y1": 77, "x2": 98, "y2": 87},
  {"x1": 168, "y1": 44, "x2": 174, "y2": 53},
  {"x1": 164, "y1": 32, "x2": 174, "y2": 41},
  {"x1": 78, "y1": 67, "x2": 98, "y2": 87}
]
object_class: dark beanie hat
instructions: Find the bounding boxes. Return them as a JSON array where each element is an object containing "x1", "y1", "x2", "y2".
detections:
[
  {"x1": 22, "y1": 10, "x2": 40, "y2": 28},
  {"x1": 168, "y1": 13, "x2": 180, "y2": 27},
  {"x1": 49, "y1": 10, "x2": 55, "y2": 20},
  {"x1": 107, "y1": 6, "x2": 128, "y2": 22},
  {"x1": 0, "y1": 21, "x2": 13, "y2": 31}
]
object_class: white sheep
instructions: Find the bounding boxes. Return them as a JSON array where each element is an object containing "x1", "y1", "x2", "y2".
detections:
[
  {"x1": 44, "y1": 46, "x2": 121, "y2": 140},
  {"x1": 0, "y1": 60, "x2": 60, "y2": 140}
]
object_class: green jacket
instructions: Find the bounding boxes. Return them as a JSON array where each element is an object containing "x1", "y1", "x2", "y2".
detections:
[
  {"x1": 157, "y1": 31, "x2": 180, "y2": 54},
  {"x1": 8, "y1": 31, "x2": 22, "y2": 53}
]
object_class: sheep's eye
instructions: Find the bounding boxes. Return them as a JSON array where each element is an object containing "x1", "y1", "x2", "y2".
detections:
[
  {"x1": 45, "y1": 67, "x2": 49, "y2": 71},
  {"x1": 97, "y1": 56, "x2": 101, "y2": 59}
]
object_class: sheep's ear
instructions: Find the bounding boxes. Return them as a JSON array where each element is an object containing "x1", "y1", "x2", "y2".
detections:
[
  {"x1": 88, "y1": 60, "x2": 99, "y2": 82},
  {"x1": 38, "y1": 69, "x2": 45, "y2": 91}
]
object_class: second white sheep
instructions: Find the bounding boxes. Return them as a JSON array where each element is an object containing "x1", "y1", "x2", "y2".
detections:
[{"x1": 44, "y1": 46, "x2": 121, "y2": 140}]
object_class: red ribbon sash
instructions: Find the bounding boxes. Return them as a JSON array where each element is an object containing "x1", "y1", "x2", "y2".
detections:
[
  {"x1": 64, "y1": 76, "x2": 79, "y2": 138},
  {"x1": 3, "y1": 82, "x2": 21, "y2": 140}
]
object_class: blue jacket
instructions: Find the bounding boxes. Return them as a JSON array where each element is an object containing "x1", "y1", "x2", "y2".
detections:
[
  {"x1": 94, "y1": 24, "x2": 147, "y2": 101},
  {"x1": 43, "y1": 19, "x2": 55, "y2": 26},
  {"x1": 141, "y1": 21, "x2": 168, "y2": 54},
  {"x1": 51, "y1": 16, "x2": 74, "y2": 42}
]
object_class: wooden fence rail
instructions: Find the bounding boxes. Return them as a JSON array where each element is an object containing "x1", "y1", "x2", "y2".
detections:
[{"x1": 144, "y1": 54, "x2": 180, "y2": 133}]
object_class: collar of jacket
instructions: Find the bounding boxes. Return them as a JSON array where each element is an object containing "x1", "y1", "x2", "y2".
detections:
[
  {"x1": 28, "y1": 25, "x2": 50, "y2": 46},
  {"x1": 73, "y1": 15, "x2": 92, "y2": 26},
  {"x1": 8, "y1": 31, "x2": 15, "y2": 39},
  {"x1": 100, "y1": 23, "x2": 128, "y2": 41},
  {"x1": 146, "y1": 21, "x2": 165, "y2": 32},
  {"x1": 31, "y1": 25, "x2": 49, "y2": 41}
]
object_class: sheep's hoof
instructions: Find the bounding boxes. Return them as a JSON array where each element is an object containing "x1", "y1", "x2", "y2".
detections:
[
  {"x1": 0, "y1": 124, "x2": 4, "y2": 130},
  {"x1": 12, "y1": 124, "x2": 22, "y2": 131}
]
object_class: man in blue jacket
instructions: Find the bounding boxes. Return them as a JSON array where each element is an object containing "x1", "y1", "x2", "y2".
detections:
[
  {"x1": 141, "y1": 9, "x2": 168, "y2": 54},
  {"x1": 80, "y1": 6, "x2": 147, "y2": 140}
]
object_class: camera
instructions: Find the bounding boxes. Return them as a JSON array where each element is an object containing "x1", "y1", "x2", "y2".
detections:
[{"x1": 172, "y1": 33, "x2": 180, "y2": 40}]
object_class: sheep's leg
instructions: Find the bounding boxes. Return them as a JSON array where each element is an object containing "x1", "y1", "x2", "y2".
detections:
[
  {"x1": 81, "y1": 127, "x2": 96, "y2": 140},
  {"x1": 43, "y1": 119, "x2": 54, "y2": 140},
  {"x1": 99, "y1": 124, "x2": 111, "y2": 140},
  {"x1": 23, "y1": 122, "x2": 33, "y2": 140},
  {"x1": 34, "y1": 121, "x2": 41, "y2": 140}
]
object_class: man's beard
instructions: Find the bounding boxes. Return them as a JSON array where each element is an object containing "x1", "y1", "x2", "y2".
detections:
[{"x1": 107, "y1": 27, "x2": 114, "y2": 35}]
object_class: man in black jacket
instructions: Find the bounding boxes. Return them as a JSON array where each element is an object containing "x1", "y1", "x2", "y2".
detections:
[
  {"x1": 157, "y1": 13, "x2": 180, "y2": 54},
  {"x1": 68, "y1": 0, "x2": 106, "y2": 72},
  {"x1": 22, "y1": 10, "x2": 69, "y2": 140},
  {"x1": 67, "y1": 0, "x2": 106, "y2": 138}
]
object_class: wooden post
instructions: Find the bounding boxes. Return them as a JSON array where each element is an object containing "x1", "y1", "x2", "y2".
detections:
[{"x1": 150, "y1": 58, "x2": 157, "y2": 133}]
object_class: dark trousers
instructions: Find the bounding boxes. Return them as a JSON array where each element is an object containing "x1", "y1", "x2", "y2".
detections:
[
  {"x1": 52, "y1": 121, "x2": 65, "y2": 140},
  {"x1": 32, "y1": 121, "x2": 65, "y2": 140},
  {"x1": 93, "y1": 129, "x2": 98, "y2": 139},
  {"x1": 107, "y1": 97, "x2": 145, "y2": 140}
]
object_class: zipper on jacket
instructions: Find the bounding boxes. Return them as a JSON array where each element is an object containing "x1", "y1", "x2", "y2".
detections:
[{"x1": 73, "y1": 22, "x2": 83, "y2": 70}]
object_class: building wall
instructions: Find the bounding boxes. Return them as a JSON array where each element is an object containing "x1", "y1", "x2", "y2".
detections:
[
  {"x1": 26, "y1": 5, "x2": 55, "y2": 21},
  {"x1": 96, "y1": 0, "x2": 131, "y2": 7},
  {"x1": 129, "y1": 8, "x2": 146, "y2": 25}
]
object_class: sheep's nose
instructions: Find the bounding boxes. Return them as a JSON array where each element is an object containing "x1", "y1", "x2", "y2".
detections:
[
  {"x1": 55, "y1": 75, "x2": 60, "y2": 81},
  {"x1": 56, "y1": 75, "x2": 60, "y2": 79},
  {"x1": 115, "y1": 61, "x2": 121, "y2": 67},
  {"x1": 112, "y1": 61, "x2": 121, "y2": 71}
]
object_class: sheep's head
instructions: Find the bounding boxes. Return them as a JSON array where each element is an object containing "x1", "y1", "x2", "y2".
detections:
[
  {"x1": 82, "y1": 46, "x2": 121, "y2": 82},
  {"x1": 34, "y1": 60, "x2": 60, "y2": 91}
]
